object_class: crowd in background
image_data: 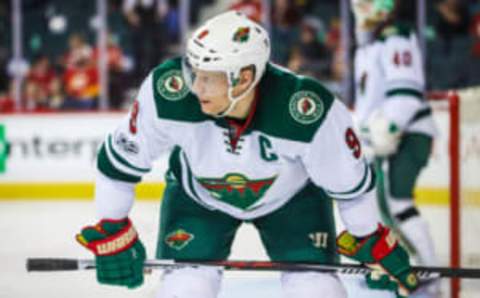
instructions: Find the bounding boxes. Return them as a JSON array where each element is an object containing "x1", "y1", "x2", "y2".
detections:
[
  {"x1": 427, "y1": 0, "x2": 480, "y2": 88},
  {"x1": 1, "y1": 0, "x2": 480, "y2": 113}
]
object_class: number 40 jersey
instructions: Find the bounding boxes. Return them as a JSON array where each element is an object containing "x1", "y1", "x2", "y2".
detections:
[
  {"x1": 354, "y1": 24, "x2": 436, "y2": 136},
  {"x1": 97, "y1": 58, "x2": 374, "y2": 220}
]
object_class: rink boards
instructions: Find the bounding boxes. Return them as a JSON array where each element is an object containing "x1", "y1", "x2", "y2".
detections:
[{"x1": 0, "y1": 111, "x2": 479, "y2": 205}]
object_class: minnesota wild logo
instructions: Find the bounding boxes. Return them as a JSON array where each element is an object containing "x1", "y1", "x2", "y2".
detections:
[
  {"x1": 233, "y1": 27, "x2": 250, "y2": 43},
  {"x1": 197, "y1": 29, "x2": 209, "y2": 40},
  {"x1": 165, "y1": 229, "x2": 194, "y2": 250},
  {"x1": 156, "y1": 70, "x2": 189, "y2": 101},
  {"x1": 289, "y1": 91, "x2": 324, "y2": 125},
  {"x1": 197, "y1": 173, "x2": 276, "y2": 210}
]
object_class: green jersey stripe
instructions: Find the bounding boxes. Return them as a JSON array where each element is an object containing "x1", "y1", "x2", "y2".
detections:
[
  {"x1": 325, "y1": 162, "x2": 373, "y2": 199},
  {"x1": 385, "y1": 88, "x2": 423, "y2": 99},
  {"x1": 0, "y1": 125, "x2": 6, "y2": 173},
  {"x1": 409, "y1": 107, "x2": 432, "y2": 125},
  {"x1": 97, "y1": 144, "x2": 141, "y2": 183}
]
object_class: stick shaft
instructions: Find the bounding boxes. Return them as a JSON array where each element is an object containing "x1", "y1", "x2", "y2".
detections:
[{"x1": 26, "y1": 258, "x2": 480, "y2": 279}]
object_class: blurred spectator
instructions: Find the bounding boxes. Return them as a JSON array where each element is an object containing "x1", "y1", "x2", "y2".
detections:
[
  {"x1": 0, "y1": 58, "x2": 8, "y2": 100},
  {"x1": 92, "y1": 34, "x2": 131, "y2": 109},
  {"x1": 188, "y1": 0, "x2": 215, "y2": 26},
  {"x1": 0, "y1": 1, "x2": 9, "y2": 47},
  {"x1": 62, "y1": 34, "x2": 99, "y2": 110},
  {"x1": 270, "y1": 0, "x2": 302, "y2": 65},
  {"x1": 325, "y1": 18, "x2": 341, "y2": 53},
  {"x1": 471, "y1": 2, "x2": 480, "y2": 57},
  {"x1": 93, "y1": 35, "x2": 126, "y2": 73},
  {"x1": 435, "y1": 0, "x2": 470, "y2": 52},
  {"x1": 163, "y1": 0, "x2": 181, "y2": 45},
  {"x1": 287, "y1": 17, "x2": 331, "y2": 79},
  {"x1": 0, "y1": 82, "x2": 14, "y2": 113},
  {"x1": 428, "y1": 0, "x2": 471, "y2": 88},
  {"x1": 62, "y1": 33, "x2": 94, "y2": 68},
  {"x1": 229, "y1": 0, "x2": 263, "y2": 23},
  {"x1": 331, "y1": 44, "x2": 346, "y2": 82},
  {"x1": 24, "y1": 54, "x2": 62, "y2": 110},
  {"x1": 123, "y1": 0, "x2": 168, "y2": 83},
  {"x1": 325, "y1": 17, "x2": 344, "y2": 83},
  {"x1": 63, "y1": 59, "x2": 99, "y2": 110},
  {"x1": 0, "y1": 1, "x2": 10, "y2": 96},
  {"x1": 395, "y1": 0, "x2": 417, "y2": 25}
]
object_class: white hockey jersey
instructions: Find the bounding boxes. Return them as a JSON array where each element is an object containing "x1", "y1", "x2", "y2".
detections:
[
  {"x1": 97, "y1": 58, "x2": 374, "y2": 220},
  {"x1": 354, "y1": 24, "x2": 436, "y2": 136}
]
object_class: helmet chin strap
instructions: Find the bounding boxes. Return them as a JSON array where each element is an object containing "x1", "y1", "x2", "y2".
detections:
[
  {"x1": 214, "y1": 98, "x2": 240, "y2": 118},
  {"x1": 213, "y1": 78, "x2": 257, "y2": 118}
]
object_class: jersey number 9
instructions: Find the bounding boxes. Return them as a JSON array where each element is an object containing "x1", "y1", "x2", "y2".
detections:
[{"x1": 345, "y1": 128, "x2": 361, "y2": 159}]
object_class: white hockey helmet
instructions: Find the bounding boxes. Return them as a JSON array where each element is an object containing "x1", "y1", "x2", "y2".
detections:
[
  {"x1": 183, "y1": 11, "x2": 271, "y2": 116},
  {"x1": 351, "y1": 0, "x2": 395, "y2": 28}
]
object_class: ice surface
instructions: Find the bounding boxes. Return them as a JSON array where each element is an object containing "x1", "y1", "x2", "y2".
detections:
[{"x1": 0, "y1": 201, "x2": 476, "y2": 298}]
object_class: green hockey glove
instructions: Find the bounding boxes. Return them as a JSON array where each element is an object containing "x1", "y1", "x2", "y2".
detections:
[
  {"x1": 76, "y1": 218, "x2": 146, "y2": 288},
  {"x1": 336, "y1": 224, "x2": 418, "y2": 298}
]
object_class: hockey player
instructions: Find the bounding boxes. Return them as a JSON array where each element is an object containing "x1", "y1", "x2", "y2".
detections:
[
  {"x1": 351, "y1": 0, "x2": 439, "y2": 295},
  {"x1": 76, "y1": 11, "x2": 418, "y2": 298}
]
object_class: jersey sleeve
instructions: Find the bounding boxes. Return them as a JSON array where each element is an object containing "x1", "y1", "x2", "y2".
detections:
[
  {"x1": 380, "y1": 34, "x2": 429, "y2": 130},
  {"x1": 96, "y1": 72, "x2": 173, "y2": 183},
  {"x1": 302, "y1": 100, "x2": 374, "y2": 199}
]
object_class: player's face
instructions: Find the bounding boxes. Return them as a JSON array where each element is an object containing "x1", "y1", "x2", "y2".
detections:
[{"x1": 190, "y1": 69, "x2": 230, "y2": 115}]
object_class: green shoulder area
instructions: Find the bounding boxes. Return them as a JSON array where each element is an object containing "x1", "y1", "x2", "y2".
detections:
[
  {"x1": 377, "y1": 22, "x2": 413, "y2": 42},
  {"x1": 251, "y1": 63, "x2": 335, "y2": 143},
  {"x1": 151, "y1": 57, "x2": 208, "y2": 122}
]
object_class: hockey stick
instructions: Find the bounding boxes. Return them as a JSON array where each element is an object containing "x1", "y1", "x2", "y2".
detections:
[{"x1": 26, "y1": 258, "x2": 480, "y2": 280}]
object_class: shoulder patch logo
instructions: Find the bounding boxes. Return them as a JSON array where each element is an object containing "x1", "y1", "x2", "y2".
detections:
[
  {"x1": 289, "y1": 91, "x2": 324, "y2": 124},
  {"x1": 165, "y1": 229, "x2": 194, "y2": 250},
  {"x1": 156, "y1": 70, "x2": 189, "y2": 101}
]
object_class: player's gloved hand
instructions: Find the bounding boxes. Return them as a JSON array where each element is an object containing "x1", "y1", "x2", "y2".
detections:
[
  {"x1": 76, "y1": 218, "x2": 146, "y2": 288},
  {"x1": 364, "y1": 110, "x2": 402, "y2": 157},
  {"x1": 336, "y1": 224, "x2": 418, "y2": 298}
]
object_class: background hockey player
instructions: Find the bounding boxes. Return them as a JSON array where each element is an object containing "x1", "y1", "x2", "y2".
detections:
[
  {"x1": 351, "y1": 0, "x2": 439, "y2": 296},
  {"x1": 76, "y1": 11, "x2": 418, "y2": 298}
]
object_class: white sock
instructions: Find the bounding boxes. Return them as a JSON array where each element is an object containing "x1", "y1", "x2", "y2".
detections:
[
  {"x1": 156, "y1": 267, "x2": 222, "y2": 298},
  {"x1": 281, "y1": 272, "x2": 347, "y2": 298},
  {"x1": 399, "y1": 215, "x2": 438, "y2": 266}
]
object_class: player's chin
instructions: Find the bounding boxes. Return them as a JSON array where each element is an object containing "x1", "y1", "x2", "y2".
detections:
[{"x1": 199, "y1": 103, "x2": 220, "y2": 116}]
